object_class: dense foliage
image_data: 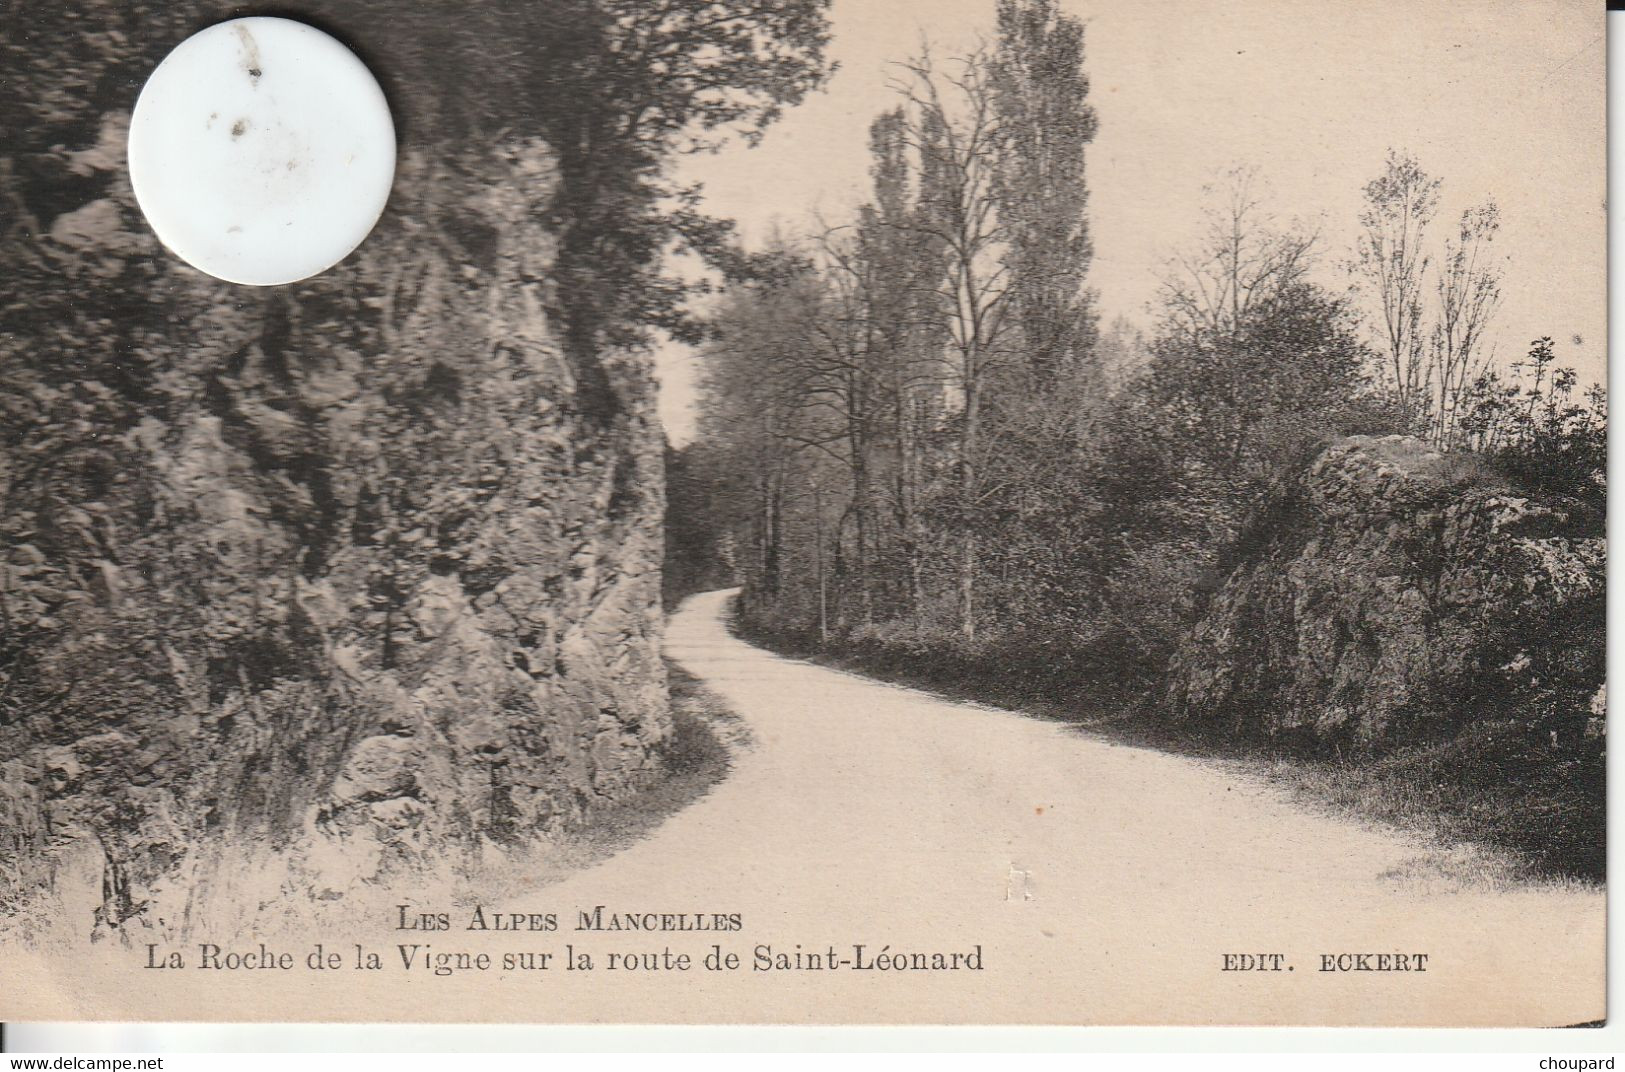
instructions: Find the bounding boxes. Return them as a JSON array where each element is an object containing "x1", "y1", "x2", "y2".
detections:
[{"x1": 666, "y1": 2, "x2": 1605, "y2": 813}]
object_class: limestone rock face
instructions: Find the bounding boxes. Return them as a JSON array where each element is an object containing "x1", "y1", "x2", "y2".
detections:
[
  {"x1": 0, "y1": 7, "x2": 669, "y2": 939},
  {"x1": 1164, "y1": 435, "x2": 1603, "y2": 747}
]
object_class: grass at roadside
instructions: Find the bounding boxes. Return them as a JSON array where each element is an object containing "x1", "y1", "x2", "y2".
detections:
[
  {"x1": 1261, "y1": 720, "x2": 1603, "y2": 887},
  {"x1": 738, "y1": 615, "x2": 1602, "y2": 888}
]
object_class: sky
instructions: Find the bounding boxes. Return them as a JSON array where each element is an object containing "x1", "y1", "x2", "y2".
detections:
[{"x1": 653, "y1": 0, "x2": 1605, "y2": 445}]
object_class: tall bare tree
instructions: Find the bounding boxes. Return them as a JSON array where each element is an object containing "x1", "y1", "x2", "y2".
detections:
[
  {"x1": 895, "y1": 47, "x2": 1017, "y2": 640},
  {"x1": 695, "y1": 264, "x2": 835, "y2": 604},
  {"x1": 1355, "y1": 150, "x2": 1438, "y2": 425},
  {"x1": 1429, "y1": 201, "x2": 1504, "y2": 447},
  {"x1": 853, "y1": 108, "x2": 946, "y2": 622},
  {"x1": 1355, "y1": 151, "x2": 1504, "y2": 446},
  {"x1": 1159, "y1": 168, "x2": 1317, "y2": 341}
]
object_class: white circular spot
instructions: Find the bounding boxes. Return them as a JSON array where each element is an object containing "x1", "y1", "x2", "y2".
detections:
[{"x1": 127, "y1": 17, "x2": 395, "y2": 286}]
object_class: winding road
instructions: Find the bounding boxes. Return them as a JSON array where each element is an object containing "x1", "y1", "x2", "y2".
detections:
[
  {"x1": 516, "y1": 588, "x2": 1605, "y2": 1026},
  {"x1": 10, "y1": 587, "x2": 1604, "y2": 1024}
]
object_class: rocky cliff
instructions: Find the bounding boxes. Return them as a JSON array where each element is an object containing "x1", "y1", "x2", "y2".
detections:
[
  {"x1": 1, "y1": 4, "x2": 669, "y2": 940},
  {"x1": 1165, "y1": 435, "x2": 1604, "y2": 749}
]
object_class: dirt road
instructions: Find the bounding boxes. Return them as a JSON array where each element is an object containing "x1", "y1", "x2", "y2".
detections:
[
  {"x1": 513, "y1": 589, "x2": 1604, "y2": 1025},
  {"x1": 10, "y1": 587, "x2": 1602, "y2": 1024}
]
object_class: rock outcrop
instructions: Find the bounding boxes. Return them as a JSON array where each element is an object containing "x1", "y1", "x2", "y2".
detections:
[
  {"x1": 1165, "y1": 435, "x2": 1604, "y2": 748},
  {"x1": 0, "y1": 3, "x2": 669, "y2": 940}
]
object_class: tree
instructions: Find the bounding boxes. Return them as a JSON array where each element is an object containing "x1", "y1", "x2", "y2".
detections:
[
  {"x1": 692, "y1": 262, "x2": 834, "y2": 607},
  {"x1": 510, "y1": 0, "x2": 835, "y2": 418},
  {"x1": 859, "y1": 109, "x2": 949, "y2": 622},
  {"x1": 1161, "y1": 168, "x2": 1317, "y2": 346},
  {"x1": 802, "y1": 108, "x2": 949, "y2": 625},
  {"x1": 989, "y1": 0, "x2": 1100, "y2": 384},
  {"x1": 1355, "y1": 151, "x2": 1504, "y2": 446},
  {"x1": 965, "y1": 0, "x2": 1107, "y2": 641},
  {"x1": 1152, "y1": 169, "x2": 1328, "y2": 475},
  {"x1": 689, "y1": 0, "x2": 1104, "y2": 644},
  {"x1": 809, "y1": 217, "x2": 888, "y2": 625},
  {"x1": 1355, "y1": 150, "x2": 1437, "y2": 425},
  {"x1": 1428, "y1": 201, "x2": 1503, "y2": 447},
  {"x1": 894, "y1": 47, "x2": 1016, "y2": 640},
  {"x1": 1148, "y1": 280, "x2": 1374, "y2": 485},
  {"x1": 664, "y1": 439, "x2": 748, "y2": 607},
  {"x1": 1096, "y1": 314, "x2": 1150, "y2": 389},
  {"x1": 1065, "y1": 173, "x2": 1386, "y2": 664}
]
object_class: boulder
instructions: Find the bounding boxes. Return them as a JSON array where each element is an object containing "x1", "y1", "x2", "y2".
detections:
[{"x1": 1165, "y1": 435, "x2": 1604, "y2": 747}]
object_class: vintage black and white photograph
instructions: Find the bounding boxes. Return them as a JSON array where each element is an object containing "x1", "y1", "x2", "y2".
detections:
[{"x1": 0, "y1": 0, "x2": 1605, "y2": 1026}]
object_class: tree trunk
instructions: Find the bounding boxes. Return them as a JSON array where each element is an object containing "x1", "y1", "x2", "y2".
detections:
[
  {"x1": 895, "y1": 392, "x2": 925, "y2": 625},
  {"x1": 813, "y1": 480, "x2": 828, "y2": 642},
  {"x1": 958, "y1": 529, "x2": 977, "y2": 641},
  {"x1": 852, "y1": 446, "x2": 872, "y2": 623},
  {"x1": 957, "y1": 375, "x2": 980, "y2": 641},
  {"x1": 762, "y1": 470, "x2": 784, "y2": 598}
]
